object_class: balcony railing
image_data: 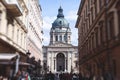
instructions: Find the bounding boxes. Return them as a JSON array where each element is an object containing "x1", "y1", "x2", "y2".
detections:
[{"x1": 1, "y1": 0, "x2": 22, "y2": 17}]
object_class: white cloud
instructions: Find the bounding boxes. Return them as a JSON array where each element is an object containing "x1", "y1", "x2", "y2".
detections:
[
  {"x1": 42, "y1": 16, "x2": 56, "y2": 45},
  {"x1": 43, "y1": 16, "x2": 56, "y2": 30},
  {"x1": 71, "y1": 28, "x2": 78, "y2": 46},
  {"x1": 43, "y1": 34, "x2": 50, "y2": 45},
  {"x1": 66, "y1": 10, "x2": 78, "y2": 21},
  {"x1": 66, "y1": 10, "x2": 78, "y2": 46}
]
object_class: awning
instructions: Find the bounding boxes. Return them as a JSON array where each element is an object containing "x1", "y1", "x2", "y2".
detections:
[
  {"x1": 0, "y1": 61, "x2": 30, "y2": 66},
  {"x1": 0, "y1": 53, "x2": 30, "y2": 66},
  {"x1": 0, "y1": 53, "x2": 18, "y2": 60}
]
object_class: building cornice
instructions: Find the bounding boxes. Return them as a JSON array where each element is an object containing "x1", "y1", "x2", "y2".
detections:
[
  {"x1": 77, "y1": 0, "x2": 85, "y2": 15},
  {"x1": 0, "y1": 32, "x2": 26, "y2": 54}
]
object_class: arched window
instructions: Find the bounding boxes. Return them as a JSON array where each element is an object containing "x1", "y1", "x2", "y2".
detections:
[{"x1": 60, "y1": 35, "x2": 62, "y2": 41}]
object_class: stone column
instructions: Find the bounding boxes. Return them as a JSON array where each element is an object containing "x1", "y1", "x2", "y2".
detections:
[{"x1": 68, "y1": 51, "x2": 72, "y2": 73}]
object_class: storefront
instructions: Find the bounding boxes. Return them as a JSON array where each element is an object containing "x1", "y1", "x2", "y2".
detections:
[{"x1": 0, "y1": 53, "x2": 30, "y2": 79}]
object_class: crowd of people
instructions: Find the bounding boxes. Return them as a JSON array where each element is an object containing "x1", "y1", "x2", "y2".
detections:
[
  {"x1": 0, "y1": 68, "x2": 31, "y2": 80},
  {"x1": 43, "y1": 71, "x2": 79, "y2": 80}
]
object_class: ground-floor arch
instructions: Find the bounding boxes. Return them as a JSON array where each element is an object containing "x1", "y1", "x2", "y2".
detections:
[{"x1": 56, "y1": 53, "x2": 65, "y2": 71}]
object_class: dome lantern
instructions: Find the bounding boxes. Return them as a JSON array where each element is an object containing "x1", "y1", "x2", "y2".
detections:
[{"x1": 57, "y1": 6, "x2": 64, "y2": 18}]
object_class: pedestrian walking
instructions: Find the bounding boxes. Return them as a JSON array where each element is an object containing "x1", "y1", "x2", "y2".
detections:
[{"x1": 72, "y1": 73, "x2": 78, "y2": 80}]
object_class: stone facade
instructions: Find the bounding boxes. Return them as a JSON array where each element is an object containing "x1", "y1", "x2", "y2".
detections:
[
  {"x1": 43, "y1": 7, "x2": 78, "y2": 73},
  {"x1": 0, "y1": 0, "x2": 28, "y2": 78},
  {"x1": 27, "y1": 0, "x2": 43, "y2": 62},
  {"x1": 43, "y1": 43, "x2": 78, "y2": 73},
  {"x1": 0, "y1": 0, "x2": 43, "y2": 78},
  {"x1": 76, "y1": 0, "x2": 120, "y2": 79}
]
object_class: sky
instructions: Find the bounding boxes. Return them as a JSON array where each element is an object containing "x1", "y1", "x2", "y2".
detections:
[{"x1": 40, "y1": 0, "x2": 81, "y2": 46}]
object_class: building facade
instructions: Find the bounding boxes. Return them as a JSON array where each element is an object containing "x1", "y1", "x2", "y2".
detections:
[
  {"x1": 26, "y1": 0, "x2": 43, "y2": 76},
  {"x1": 43, "y1": 7, "x2": 78, "y2": 73},
  {"x1": 76, "y1": 0, "x2": 120, "y2": 79},
  {"x1": 0, "y1": 0, "x2": 43, "y2": 78},
  {"x1": 27, "y1": 0, "x2": 43, "y2": 62},
  {"x1": 0, "y1": 0, "x2": 28, "y2": 78}
]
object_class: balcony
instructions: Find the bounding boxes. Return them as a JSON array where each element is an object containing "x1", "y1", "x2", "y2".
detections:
[{"x1": 1, "y1": 0, "x2": 22, "y2": 17}]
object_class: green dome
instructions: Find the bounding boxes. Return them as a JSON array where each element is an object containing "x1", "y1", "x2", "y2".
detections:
[
  {"x1": 52, "y1": 6, "x2": 69, "y2": 28},
  {"x1": 52, "y1": 17, "x2": 69, "y2": 28}
]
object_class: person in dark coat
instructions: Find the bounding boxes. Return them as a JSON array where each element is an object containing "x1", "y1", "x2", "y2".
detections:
[{"x1": 47, "y1": 71, "x2": 54, "y2": 80}]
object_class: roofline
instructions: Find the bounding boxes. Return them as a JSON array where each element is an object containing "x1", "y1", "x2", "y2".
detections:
[
  {"x1": 77, "y1": 0, "x2": 85, "y2": 15},
  {"x1": 75, "y1": 0, "x2": 85, "y2": 28}
]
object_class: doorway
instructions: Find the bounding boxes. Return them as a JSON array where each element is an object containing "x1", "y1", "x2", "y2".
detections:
[{"x1": 56, "y1": 53, "x2": 65, "y2": 71}]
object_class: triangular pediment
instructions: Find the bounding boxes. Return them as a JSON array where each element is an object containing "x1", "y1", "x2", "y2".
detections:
[{"x1": 49, "y1": 42, "x2": 73, "y2": 47}]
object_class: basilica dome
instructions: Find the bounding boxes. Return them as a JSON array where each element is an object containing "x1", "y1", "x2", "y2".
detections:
[
  {"x1": 52, "y1": 6, "x2": 69, "y2": 28},
  {"x1": 52, "y1": 18, "x2": 69, "y2": 28},
  {"x1": 50, "y1": 6, "x2": 71, "y2": 45}
]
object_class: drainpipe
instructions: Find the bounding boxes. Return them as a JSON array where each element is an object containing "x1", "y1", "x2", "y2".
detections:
[{"x1": 14, "y1": 53, "x2": 20, "y2": 75}]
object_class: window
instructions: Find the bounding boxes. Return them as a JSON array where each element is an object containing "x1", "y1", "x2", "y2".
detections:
[
  {"x1": 86, "y1": 41, "x2": 88, "y2": 54},
  {"x1": 55, "y1": 35, "x2": 58, "y2": 41},
  {"x1": 89, "y1": 37, "x2": 92, "y2": 51},
  {"x1": 17, "y1": 29, "x2": 19, "y2": 44},
  {"x1": 99, "y1": 0, "x2": 102, "y2": 9},
  {"x1": 54, "y1": 60, "x2": 55, "y2": 70},
  {"x1": 86, "y1": 5, "x2": 87, "y2": 16},
  {"x1": 91, "y1": 8, "x2": 94, "y2": 22},
  {"x1": 64, "y1": 35, "x2": 66, "y2": 41},
  {"x1": 106, "y1": 0, "x2": 110, "y2": 4},
  {"x1": 107, "y1": 12, "x2": 114, "y2": 40},
  {"x1": 84, "y1": 11, "x2": 85, "y2": 21},
  {"x1": 43, "y1": 53, "x2": 47, "y2": 57},
  {"x1": 75, "y1": 61, "x2": 78, "y2": 67},
  {"x1": 21, "y1": 33, "x2": 23, "y2": 46},
  {"x1": 91, "y1": 33, "x2": 94, "y2": 50},
  {"x1": 12, "y1": 26, "x2": 14, "y2": 39},
  {"x1": 88, "y1": 14, "x2": 90, "y2": 28},
  {"x1": 86, "y1": 20, "x2": 88, "y2": 31},
  {"x1": 91, "y1": 0, "x2": 93, "y2": 5},
  {"x1": 118, "y1": 10, "x2": 120, "y2": 37},
  {"x1": 88, "y1": 38, "x2": 90, "y2": 52},
  {"x1": 88, "y1": 0, "x2": 90, "y2": 10},
  {"x1": 60, "y1": 35, "x2": 62, "y2": 41},
  {"x1": 24, "y1": 35, "x2": 26, "y2": 48},
  {"x1": 95, "y1": 28, "x2": 98, "y2": 47},
  {"x1": 95, "y1": 0, "x2": 97, "y2": 16},
  {"x1": 99, "y1": 21, "x2": 104, "y2": 44},
  {"x1": 68, "y1": 36, "x2": 70, "y2": 40},
  {"x1": 59, "y1": 21, "x2": 62, "y2": 24}
]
